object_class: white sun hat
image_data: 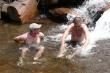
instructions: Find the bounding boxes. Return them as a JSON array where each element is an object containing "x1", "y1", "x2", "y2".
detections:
[{"x1": 29, "y1": 23, "x2": 42, "y2": 29}]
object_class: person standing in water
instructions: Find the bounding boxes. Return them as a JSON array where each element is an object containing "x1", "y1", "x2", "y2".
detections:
[
  {"x1": 57, "y1": 17, "x2": 89, "y2": 58},
  {"x1": 14, "y1": 23, "x2": 45, "y2": 64}
]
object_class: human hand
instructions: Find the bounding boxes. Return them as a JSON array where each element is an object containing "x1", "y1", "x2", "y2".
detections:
[{"x1": 57, "y1": 45, "x2": 66, "y2": 58}]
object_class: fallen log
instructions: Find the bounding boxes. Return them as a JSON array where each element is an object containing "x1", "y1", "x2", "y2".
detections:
[{"x1": 2, "y1": 0, "x2": 39, "y2": 23}]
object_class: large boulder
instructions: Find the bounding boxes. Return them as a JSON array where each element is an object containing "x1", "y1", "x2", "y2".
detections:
[
  {"x1": 37, "y1": 0, "x2": 85, "y2": 23},
  {"x1": 48, "y1": 7, "x2": 72, "y2": 23}
]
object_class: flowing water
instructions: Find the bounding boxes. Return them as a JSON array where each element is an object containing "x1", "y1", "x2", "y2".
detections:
[
  {"x1": 0, "y1": 20, "x2": 86, "y2": 73},
  {"x1": 48, "y1": 0, "x2": 110, "y2": 56},
  {"x1": 0, "y1": 0, "x2": 110, "y2": 73}
]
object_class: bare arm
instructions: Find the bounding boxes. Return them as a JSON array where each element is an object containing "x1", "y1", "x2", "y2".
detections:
[
  {"x1": 60, "y1": 24, "x2": 74, "y2": 48},
  {"x1": 39, "y1": 32, "x2": 44, "y2": 41},
  {"x1": 57, "y1": 24, "x2": 74, "y2": 57},
  {"x1": 14, "y1": 37, "x2": 26, "y2": 44},
  {"x1": 13, "y1": 33, "x2": 27, "y2": 44}
]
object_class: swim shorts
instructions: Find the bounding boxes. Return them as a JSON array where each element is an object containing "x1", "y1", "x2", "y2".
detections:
[
  {"x1": 66, "y1": 40, "x2": 83, "y2": 48},
  {"x1": 19, "y1": 44, "x2": 43, "y2": 51}
]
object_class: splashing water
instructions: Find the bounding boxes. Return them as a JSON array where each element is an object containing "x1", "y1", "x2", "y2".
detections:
[
  {"x1": 83, "y1": 8, "x2": 110, "y2": 56},
  {"x1": 67, "y1": 0, "x2": 108, "y2": 25},
  {"x1": 44, "y1": 0, "x2": 110, "y2": 58},
  {"x1": 44, "y1": 24, "x2": 68, "y2": 42},
  {"x1": 79, "y1": 0, "x2": 110, "y2": 56}
]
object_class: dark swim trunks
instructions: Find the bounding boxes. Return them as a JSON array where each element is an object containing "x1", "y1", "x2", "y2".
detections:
[{"x1": 66, "y1": 40, "x2": 83, "y2": 48}]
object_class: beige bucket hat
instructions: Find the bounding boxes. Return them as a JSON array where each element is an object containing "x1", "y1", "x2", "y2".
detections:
[{"x1": 29, "y1": 23, "x2": 42, "y2": 29}]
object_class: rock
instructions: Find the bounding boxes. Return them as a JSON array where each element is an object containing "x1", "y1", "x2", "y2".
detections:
[
  {"x1": 48, "y1": 7, "x2": 72, "y2": 23},
  {"x1": 49, "y1": 7, "x2": 72, "y2": 15}
]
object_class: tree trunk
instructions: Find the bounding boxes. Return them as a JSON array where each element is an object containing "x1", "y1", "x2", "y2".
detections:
[{"x1": 2, "y1": 0, "x2": 39, "y2": 23}]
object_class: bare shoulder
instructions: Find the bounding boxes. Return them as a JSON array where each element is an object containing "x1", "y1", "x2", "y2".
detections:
[
  {"x1": 70, "y1": 23, "x2": 74, "y2": 26},
  {"x1": 68, "y1": 23, "x2": 74, "y2": 28},
  {"x1": 81, "y1": 24, "x2": 88, "y2": 28},
  {"x1": 81, "y1": 24, "x2": 90, "y2": 34}
]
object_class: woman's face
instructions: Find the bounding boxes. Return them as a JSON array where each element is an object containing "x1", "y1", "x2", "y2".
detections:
[{"x1": 31, "y1": 28, "x2": 40, "y2": 34}]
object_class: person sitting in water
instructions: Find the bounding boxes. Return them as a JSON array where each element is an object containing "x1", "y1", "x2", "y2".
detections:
[
  {"x1": 57, "y1": 17, "x2": 89, "y2": 58},
  {"x1": 14, "y1": 23, "x2": 45, "y2": 63}
]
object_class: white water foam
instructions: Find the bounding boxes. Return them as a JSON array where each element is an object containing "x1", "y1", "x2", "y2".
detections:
[
  {"x1": 81, "y1": 8, "x2": 110, "y2": 56},
  {"x1": 44, "y1": 25, "x2": 68, "y2": 42},
  {"x1": 65, "y1": 0, "x2": 110, "y2": 56},
  {"x1": 44, "y1": 0, "x2": 110, "y2": 57}
]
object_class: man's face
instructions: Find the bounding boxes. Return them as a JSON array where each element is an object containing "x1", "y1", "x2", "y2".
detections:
[{"x1": 74, "y1": 22, "x2": 81, "y2": 26}]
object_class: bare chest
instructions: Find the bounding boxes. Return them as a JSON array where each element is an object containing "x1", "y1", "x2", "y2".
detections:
[
  {"x1": 71, "y1": 26, "x2": 84, "y2": 37},
  {"x1": 26, "y1": 35, "x2": 41, "y2": 44}
]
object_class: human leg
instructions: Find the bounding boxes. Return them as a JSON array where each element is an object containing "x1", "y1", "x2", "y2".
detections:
[
  {"x1": 33, "y1": 46, "x2": 45, "y2": 61},
  {"x1": 20, "y1": 47, "x2": 29, "y2": 59},
  {"x1": 18, "y1": 47, "x2": 29, "y2": 65}
]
